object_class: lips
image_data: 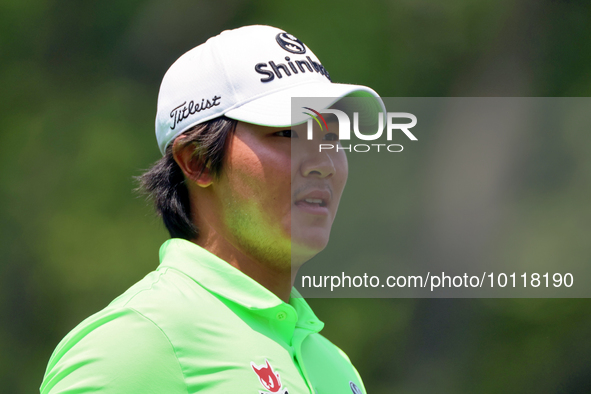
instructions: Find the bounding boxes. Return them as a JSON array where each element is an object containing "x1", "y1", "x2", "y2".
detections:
[{"x1": 294, "y1": 189, "x2": 332, "y2": 215}]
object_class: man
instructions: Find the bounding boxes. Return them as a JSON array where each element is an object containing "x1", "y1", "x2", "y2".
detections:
[{"x1": 40, "y1": 25, "x2": 380, "y2": 394}]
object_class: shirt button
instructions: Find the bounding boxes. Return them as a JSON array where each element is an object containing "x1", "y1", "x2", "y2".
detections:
[{"x1": 276, "y1": 312, "x2": 287, "y2": 320}]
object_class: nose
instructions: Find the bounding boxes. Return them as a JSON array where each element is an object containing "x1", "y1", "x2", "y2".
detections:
[{"x1": 300, "y1": 151, "x2": 336, "y2": 178}]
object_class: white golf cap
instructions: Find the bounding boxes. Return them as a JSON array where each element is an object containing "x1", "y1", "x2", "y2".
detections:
[{"x1": 155, "y1": 24, "x2": 382, "y2": 154}]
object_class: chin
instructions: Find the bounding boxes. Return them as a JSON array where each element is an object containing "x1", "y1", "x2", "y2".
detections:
[{"x1": 290, "y1": 230, "x2": 330, "y2": 265}]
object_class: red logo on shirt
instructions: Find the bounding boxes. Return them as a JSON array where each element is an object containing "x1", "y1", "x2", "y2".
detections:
[{"x1": 251, "y1": 359, "x2": 287, "y2": 394}]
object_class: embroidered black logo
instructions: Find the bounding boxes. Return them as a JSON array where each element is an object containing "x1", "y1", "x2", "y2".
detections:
[
  {"x1": 254, "y1": 56, "x2": 330, "y2": 83},
  {"x1": 276, "y1": 33, "x2": 306, "y2": 54},
  {"x1": 169, "y1": 95, "x2": 221, "y2": 130}
]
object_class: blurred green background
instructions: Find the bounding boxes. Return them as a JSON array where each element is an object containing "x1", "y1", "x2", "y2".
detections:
[{"x1": 1, "y1": 0, "x2": 591, "y2": 393}]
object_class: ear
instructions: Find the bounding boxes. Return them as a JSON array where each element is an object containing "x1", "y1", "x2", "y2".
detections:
[{"x1": 172, "y1": 137, "x2": 213, "y2": 187}]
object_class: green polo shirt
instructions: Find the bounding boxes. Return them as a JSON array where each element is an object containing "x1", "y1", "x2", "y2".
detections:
[{"x1": 41, "y1": 239, "x2": 366, "y2": 394}]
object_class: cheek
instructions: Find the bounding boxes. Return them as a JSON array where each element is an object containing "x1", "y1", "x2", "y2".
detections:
[
  {"x1": 225, "y1": 136, "x2": 292, "y2": 212},
  {"x1": 332, "y1": 152, "x2": 349, "y2": 200}
]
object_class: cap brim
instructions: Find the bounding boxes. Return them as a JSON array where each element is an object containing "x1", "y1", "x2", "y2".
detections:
[{"x1": 224, "y1": 81, "x2": 385, "y2": 127}]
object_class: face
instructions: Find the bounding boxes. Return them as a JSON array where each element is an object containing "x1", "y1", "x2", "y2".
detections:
[
  {"x1": 210, "y1": 120, "x2": 348, "y2": 271},
  {"x1": 290, "y1": 120, "x2": 348, "y2": 266}
]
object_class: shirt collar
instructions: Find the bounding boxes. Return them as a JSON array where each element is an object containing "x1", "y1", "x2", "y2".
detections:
[{"x1": 157, "y1": 238, "x2": 323, "y2": 331}]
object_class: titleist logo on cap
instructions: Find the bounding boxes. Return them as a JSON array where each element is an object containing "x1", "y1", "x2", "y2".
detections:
[{"x1": 170, "y1": 95, "x2": 222, "y2": 130}]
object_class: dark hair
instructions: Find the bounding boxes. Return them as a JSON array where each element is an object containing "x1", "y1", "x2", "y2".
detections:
[{"x1": 137, "y1": 116, "x2": 238, "y2": 240}]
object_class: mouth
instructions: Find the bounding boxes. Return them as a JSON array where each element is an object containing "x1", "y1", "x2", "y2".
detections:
[
  {"x1": 300, "y1": 198, "x2": 327, "y2": 207},
  {"x1": 294, "y1": 189, "x2": 332, "y2": 214}
]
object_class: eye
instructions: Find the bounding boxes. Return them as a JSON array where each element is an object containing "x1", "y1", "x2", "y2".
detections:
[
  {"x1": 323, "y1": 132, "x2": 339, "y2": 141},
  {"x1": 274, "y1": 129, "x2": 299, "y2": 138}
]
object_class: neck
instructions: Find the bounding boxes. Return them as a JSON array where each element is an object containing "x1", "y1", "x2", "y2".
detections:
[{"x1": 193, "y1": 227, "x2": 295, "y2": 303}]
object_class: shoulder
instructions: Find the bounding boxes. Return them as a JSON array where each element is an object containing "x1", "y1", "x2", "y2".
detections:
[
  {"x1": 40, "y1": 267, "x2": 215, "y2": 394},
  {"x1": 40, "y1": 265, "x2": 232, "y2": 394},
  {"x1": 41, "y1": 305, "x2": 188, "y2": 394}
]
